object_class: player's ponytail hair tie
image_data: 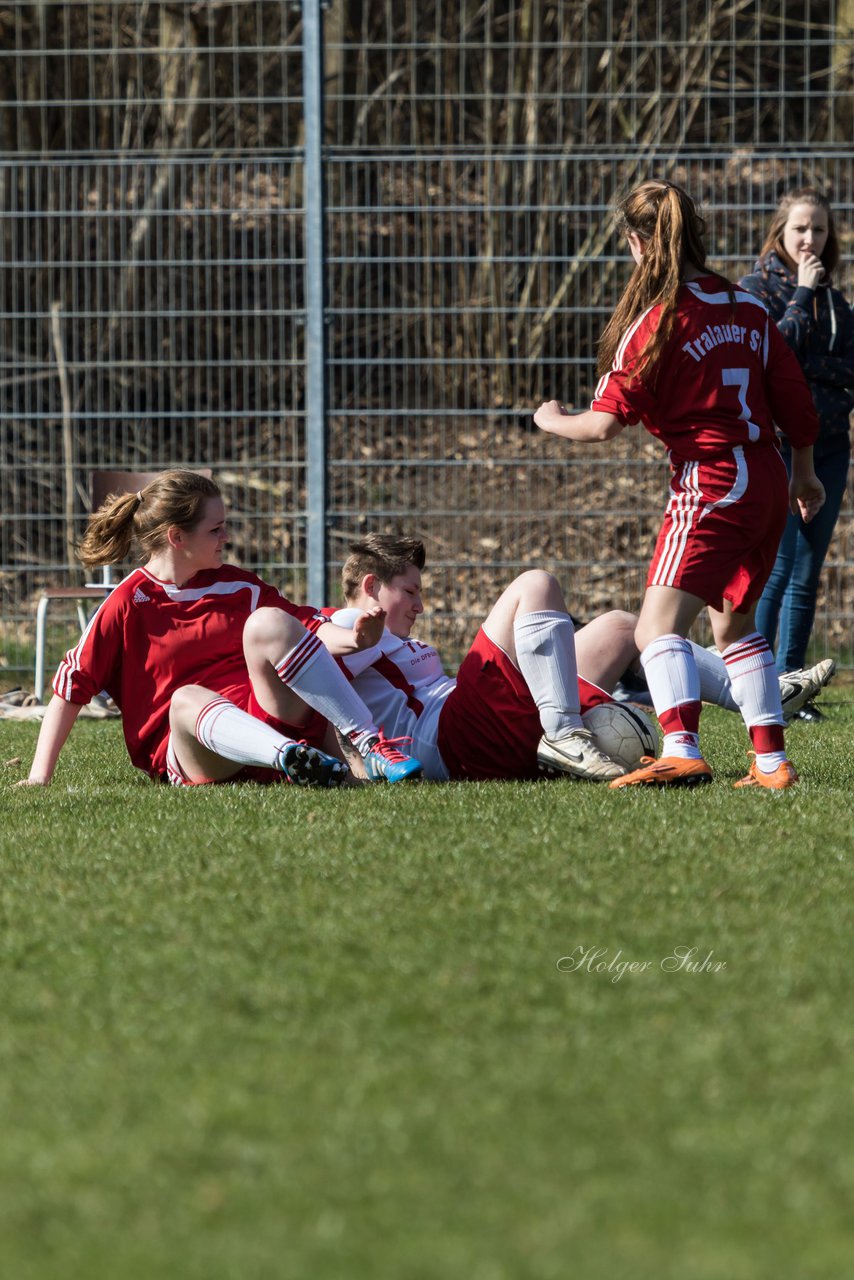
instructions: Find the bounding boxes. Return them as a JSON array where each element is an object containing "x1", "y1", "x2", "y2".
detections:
[{"x1": 136, "y1": 491, "x2": 143, "y2": 503}]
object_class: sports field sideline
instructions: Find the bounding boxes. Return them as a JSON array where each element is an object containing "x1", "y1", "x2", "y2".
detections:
[{"x1": 2, "y1": 691, "x2": 852, "y2": 1279}]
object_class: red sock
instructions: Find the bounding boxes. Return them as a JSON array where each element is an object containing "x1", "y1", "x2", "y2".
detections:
[
  {"x1": 749, "y1": 724, "x2": 785, "y2": 755},
  {"x1": 659, "y1": 702, "x2": 701, "y2": 735},
  {"x1": 658, "y1": 702, "x2": 702, "y2": 757}
]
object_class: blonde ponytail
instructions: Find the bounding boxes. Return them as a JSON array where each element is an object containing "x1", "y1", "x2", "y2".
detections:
[
  {"x1": 77, "y1": 470, "x2": 220, "y2": 567},
  {"x1": 78, "y1": 492, "x2": 140, "y2": 566}
]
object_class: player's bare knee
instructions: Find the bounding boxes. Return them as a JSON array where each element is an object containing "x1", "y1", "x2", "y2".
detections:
[
  {"x1": 608, "y1": 610, "x2": 640, "y2": 646},
  {"x1": 169, "y1": 684, "x2": 208, "y2": 728},
  {"x1": 591, "y1": 610, "x2": 639, "y2": 663},
  {"x1": 514, "y1": 569, "x2": 563, "y2": 610},
  {"x1": 244, "y1": 606, "x2": 303, "y2": 657}
]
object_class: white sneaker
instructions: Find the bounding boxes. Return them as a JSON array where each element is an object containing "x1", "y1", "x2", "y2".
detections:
[
  {"x1": 779, "y1": 658, "x2": 836, "y2": 722},
  {"x1": 537, "y1": 728, "x2": 626, "y2": 781}
]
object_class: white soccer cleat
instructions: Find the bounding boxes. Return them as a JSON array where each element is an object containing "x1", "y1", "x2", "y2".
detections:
[
  {"x1": 537, "y1": 727, "x2": 626, "y2": 781},
  {"x1": 779, "y1": 658, "x2": 836, "y2": 722}
]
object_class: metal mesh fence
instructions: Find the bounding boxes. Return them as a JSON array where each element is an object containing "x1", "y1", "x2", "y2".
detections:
[
  {"x1": 1, "y1": 3, "x2": 311, "y2": 680},
  {"x1": 2, "y1": 1, "x2": 853, "y2": 685}
]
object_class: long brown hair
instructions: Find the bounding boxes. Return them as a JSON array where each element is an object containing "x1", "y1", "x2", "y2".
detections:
[
  {"x1": 597, "y1": 180, "x2": 724, "y2": 381},
  {"x1": 78, "y1": 470, "x2": 220, "y2": 566},
  {"x1": 759, "y1": 186, "x2": 839, "y2": 278}
]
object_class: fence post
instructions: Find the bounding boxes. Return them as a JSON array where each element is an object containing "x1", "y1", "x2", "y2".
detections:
[{"x1": 302, "y1": 0, "x2": 328, "y2": 606}]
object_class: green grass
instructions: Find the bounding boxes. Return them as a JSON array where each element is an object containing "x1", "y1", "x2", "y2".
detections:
[{"x1": 2, "y1": 697, "x2": 853, "y2": 1280}]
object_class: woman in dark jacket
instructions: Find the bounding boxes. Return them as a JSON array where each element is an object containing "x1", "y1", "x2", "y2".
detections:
[{"x1": 739, "y1": 187, "x2": 853, "y2": 688}]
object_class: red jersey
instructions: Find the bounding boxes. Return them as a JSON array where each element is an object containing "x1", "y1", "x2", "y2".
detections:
[
  {"x1": 591, "y1": 276, "x2": 819, "y2": 464},
  {"x1": 53, "y1": 565, "x2": 325, "y2": 777}
]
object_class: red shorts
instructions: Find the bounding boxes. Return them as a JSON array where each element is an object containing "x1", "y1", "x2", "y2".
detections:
[
  {"x1": 648, "y1": 445, "x2": 788, "y2": 612},
  {"x1": 436, "y1": 628, "x2": 610, "y2": 781},
  {"x1": 244, "y1": 688, "x2": 329, "y2": 751}
]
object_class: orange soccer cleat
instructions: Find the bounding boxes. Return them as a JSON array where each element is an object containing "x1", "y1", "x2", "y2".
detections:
[
  {"x1": 609, "y1": 755, "x2": 713, "y2": 789},
  {"x1": 733, "y1": 755, "x2": 798, "y2": 790}
]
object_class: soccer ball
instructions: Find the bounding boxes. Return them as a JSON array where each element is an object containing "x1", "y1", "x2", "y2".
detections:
[{"x1": 582, "y1": 701, "x2": 659, "y2": 770}]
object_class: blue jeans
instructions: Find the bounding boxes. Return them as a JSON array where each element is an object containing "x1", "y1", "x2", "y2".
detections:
[{"x1": 755, "y1": 445, "x2": 851, "y2": 672}]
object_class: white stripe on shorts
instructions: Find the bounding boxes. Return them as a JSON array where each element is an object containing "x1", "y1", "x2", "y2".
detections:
[
  {"x1": 652, "y1": 461, "x2": 702, "y2": 588},
  {"x1": 651, "y1": 447, "x2": 748, "y2": 589}
]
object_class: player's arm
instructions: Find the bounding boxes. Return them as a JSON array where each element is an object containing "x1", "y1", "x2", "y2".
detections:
[
  {"x1": 316, "y1": 606, "x2": 391, "y2": 675},
  {"x1": 534, "y1": 400, "x2": 626, "y2": 441},
  {"x1": 273, "y1": 585, "x2": 387, "y2": 657},
  {"x1": 789, "y1": 446, "x2": 826, "y2": 523},
  {"x1": 315, "y1": 605, "x2": 386, "y2": 655},
  {"x1": 19, "y1": 696, "x2": 83, "y2": 786},
  {"x1": 21, "y1": 587, "x2": 127, "y2": 785}
]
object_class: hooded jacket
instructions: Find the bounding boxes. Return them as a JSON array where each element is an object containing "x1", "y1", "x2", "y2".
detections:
[{"x1": 739, "y1": 249, "x2": 854, "y2": 461}]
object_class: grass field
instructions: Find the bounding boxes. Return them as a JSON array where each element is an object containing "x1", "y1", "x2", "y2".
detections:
[{"x1": 2, "y1": 695, "x2": 853, "y2": 1280}]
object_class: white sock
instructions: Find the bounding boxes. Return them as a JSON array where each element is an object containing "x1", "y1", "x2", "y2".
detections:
[
  {"x1": 721, "y1": 633, "x2": 785, "y2": 730},
  {"x1": 349, "y1": 727, "x2": 381, "y2": 756},
  {"x1": 690, "y1": 641, "x2": 738, "y2": 711},
  {"x1": 274, "y1": 629, "x2": 377, "y2": 739},
  {"x1": 512, "y1": 610, "x2": 584, "y2": 737},
  {"x1": 195, "y1": 696, "x2": 296, "y2": 769},
  {"x1": 641, "y1": 634, "x2": 703, "y2": 759},
  {"x1": 642, "y1": 634, "x2": 700, "y2": 708},
  {"x1": 756, "y1": 751, "x2": 788, "y2": 773}
]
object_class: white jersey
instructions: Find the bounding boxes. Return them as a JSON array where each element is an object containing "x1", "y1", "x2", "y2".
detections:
[{"x1": 329, "y1": 608, "x2": 456, "y2": 779}]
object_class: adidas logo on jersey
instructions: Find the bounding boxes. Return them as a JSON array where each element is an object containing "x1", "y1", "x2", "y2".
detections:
[{"x1": 132, "y1": 586, "x2": 151, "y2": 604}]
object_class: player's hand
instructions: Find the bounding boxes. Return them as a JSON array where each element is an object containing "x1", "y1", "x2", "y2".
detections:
[
  {"x1": 353, "y1": 605, "x2": 386, "y2": 649},
  {"x1": 534, "y1": 400, "x2": 570, "y2": 430},
  {"x1": 790, "y1": 474, "x2": 826, "y2": 523},
  {"x1": 797, "y1": 253, "x2": 825, "y2": 291},
  {"x1": 15, "y1": 777, "x2": 49, "y2": 787}
]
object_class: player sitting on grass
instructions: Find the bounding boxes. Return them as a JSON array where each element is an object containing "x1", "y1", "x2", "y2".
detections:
[
  {"x1": 323, "y1": 535, "x2": 835, "y2": 785},
  {"x1": 20, "y1": 471, "x2": 421, "y2": 788}
]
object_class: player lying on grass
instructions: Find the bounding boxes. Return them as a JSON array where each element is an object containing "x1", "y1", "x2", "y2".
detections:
[
  {"x1": 536, "y1": 179, "x2": 825, "y2": 790},
  {"x1": 322, "y1": 535, "x2": 834, "y2": 785},
  {"x1": 20, "y1": 471, "x2": 421, "y2": 788},
  {"x1": 326, "y1": 536, "x2": 633, "y2": 781}
]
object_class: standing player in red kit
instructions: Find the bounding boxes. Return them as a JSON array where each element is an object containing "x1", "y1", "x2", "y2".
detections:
[{"x1": 535, "y1": 179, "x2": 825, "y2": 789}]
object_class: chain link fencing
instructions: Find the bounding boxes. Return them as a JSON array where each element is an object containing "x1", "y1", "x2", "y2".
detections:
[{"x1": 2, "y1": 1, "x2": 852, "y2": 684}]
